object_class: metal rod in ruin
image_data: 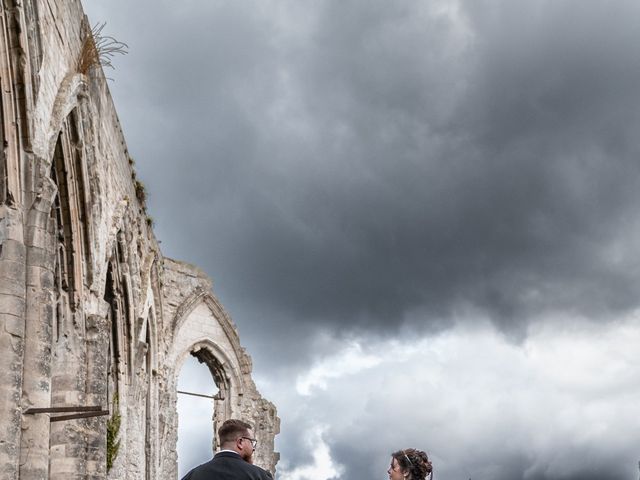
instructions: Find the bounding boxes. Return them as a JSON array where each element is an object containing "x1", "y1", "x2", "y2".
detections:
[{"x1": 177, "y1": 390, "x2": 215, "y2": 399}]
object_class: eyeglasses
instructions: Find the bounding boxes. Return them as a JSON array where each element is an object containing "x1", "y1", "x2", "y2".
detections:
[{"x1": 240, "y1": 436, "x2": 258, "y2": 448}]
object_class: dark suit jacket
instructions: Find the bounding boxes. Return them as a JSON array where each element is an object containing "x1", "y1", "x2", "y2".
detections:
[{"x1": 181, "y1": 451, "x2": 273, "y2": 480}]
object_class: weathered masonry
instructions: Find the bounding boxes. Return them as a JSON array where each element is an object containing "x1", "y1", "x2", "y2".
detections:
[{"x1": 0, "y1": 1, "x2": 279, "y2": 479}]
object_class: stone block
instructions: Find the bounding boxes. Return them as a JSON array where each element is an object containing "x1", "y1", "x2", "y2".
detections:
[
  {"x1": 2, "y1": 314, "x2": 24, "y2": 338},
  {"x1": 51, "y1": 374, "x2": 81, "y2": 393},
  {"x1": 40, "y1": 267, "x2": 55, "y2": 290},
  {"x1": 0, "y1": 271, "x2": 24, "y2": 296},
  {"x1": 24, "y1": 225, "x2": 50, "y2": 249},
  {"x1": 0, "y1": 294, "x2": 26, "y2": 318},
  {"x1": 49, "y1": 458, "x2": 78, "y2": 475},
  {"x1": 0, "y1": 210, "x2": 24, "y2": 244},
  {"x1": 85, "y1": 459, "x2": 106, "y2": 475},
  {"x1": 0, "y1": 258, "x2": 25, "y2": 284},
  {"x1": 25, "y1": 245, "x2": 49, "y2": 266},
  {"x1": 0, "y1": 239, "x2": 25, "y2": 262}
]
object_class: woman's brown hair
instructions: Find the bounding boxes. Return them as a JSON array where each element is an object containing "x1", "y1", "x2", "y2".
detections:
[{"x1": 391, "y1": 448, "x2": 433, "y2": 480}]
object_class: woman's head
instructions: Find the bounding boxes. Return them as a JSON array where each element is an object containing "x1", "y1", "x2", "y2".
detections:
[{"x1": 388, "y1": 449, "x2": 433, "y2": 480}]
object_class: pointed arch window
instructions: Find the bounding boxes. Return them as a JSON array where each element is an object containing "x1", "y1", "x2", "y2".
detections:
[{"x1": 49, "y1": 110, "x2": 95, "y2": 340}]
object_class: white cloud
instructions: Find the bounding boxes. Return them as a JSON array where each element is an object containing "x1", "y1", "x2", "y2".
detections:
[
  {"x1": 156, "y1": 311, "x2": 640, "y2": 479},
  {"x1": 296, "y1": 341, "x2": 382, "y2": 395},
  {"x1": 264, "y1": 316, "x2": 640, "y2": 479},
  {"x1": 278, "y1": 425, "x2": 343, "y2": 480}
]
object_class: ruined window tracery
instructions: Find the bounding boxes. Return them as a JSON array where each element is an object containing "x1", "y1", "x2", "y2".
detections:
[
  {"x1": 50, "y1": 135, "x2": 75, "y2": 341},
  {"x1": 105, "y1": 260, "x2": 121, "y2": 400},
  {"x1": 105, "y1": 236, "x2": 133, "y2": 401},
  {"x1": 69, "y1": 108, "x2": 94, "y2": 282},
  {"x1": 0, "y1": 6, "x2": 22, "y2": 206},
  {"x1": 49, "y1": 110, "x2": 93, "y2": 329}
]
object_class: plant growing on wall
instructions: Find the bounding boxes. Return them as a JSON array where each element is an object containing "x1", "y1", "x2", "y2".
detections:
[
  {"x1": 106, "y1": 393, "x2": 121, "y2": 473},
  {"x1": 78, "y1": 22, "x2": 128, "y2": 75},
  {"x1": 135, "y1": 179, "x2": 147, "y2": 205}
]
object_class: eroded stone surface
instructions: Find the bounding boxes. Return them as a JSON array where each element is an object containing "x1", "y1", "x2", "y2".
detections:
[{"x1": 0, "y1": 1, "x2": 279, "y2": 479}]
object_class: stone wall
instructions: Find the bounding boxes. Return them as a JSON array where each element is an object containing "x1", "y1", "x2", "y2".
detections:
[{"x1": 0, "y1": 1, "x2": 279, "y2": 479}]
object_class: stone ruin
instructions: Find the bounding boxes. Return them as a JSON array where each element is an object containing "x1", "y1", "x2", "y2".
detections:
[{"x1": 0, "y1": 1, "x2": 279, "y2": 479}]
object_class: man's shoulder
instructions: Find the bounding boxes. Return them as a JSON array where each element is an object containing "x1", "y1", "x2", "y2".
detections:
[
  {"x1": 248, "y1": 462, "x2": 273, "y2": 479},
  {"x1": 182, "y1": 453, "x2": 272, "y2": 480},
  {"x1": 244, "y1": 462, "x2": 273, "y2": 480},
  {"x1": 214, "y1": 454, "x2": 272, "y2": 479}
]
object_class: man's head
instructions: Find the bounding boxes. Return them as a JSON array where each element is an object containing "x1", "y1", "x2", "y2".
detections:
[{"x1": 218, "y1": 419, "x2": 257, "y2": 463}]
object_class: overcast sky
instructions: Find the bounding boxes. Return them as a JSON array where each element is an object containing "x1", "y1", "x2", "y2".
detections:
[{"x1": 82, "y1": 1, "x2": 640, "y2": 479}]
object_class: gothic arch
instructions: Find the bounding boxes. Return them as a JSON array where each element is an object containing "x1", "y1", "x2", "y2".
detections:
[
  {"x1": 31, "y1": 72, "x2": 88, "y2": 162},
  {"x1": 170, "y1": 291, "x2": 248, "y2": 395},
  {"x1": 175, "y1": 337, "x2": 239, "y2": 399},
  {"x1": 171, "y1": 290, "x2": 252, "y2": 376},
  {"x1": 159, "y1": 291, "x2": 251, "y2": 477}
]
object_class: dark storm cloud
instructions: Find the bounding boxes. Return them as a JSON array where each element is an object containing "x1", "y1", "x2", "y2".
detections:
[
  {"x1": 85, "y1": 0, "x2": 640, "y2": 359},
  {"x1": 82, "y1": 2, "x2": 640, "y2": 480},
  {"x1": 163, "y1": 0, "x2": 640, "y2": 337}
]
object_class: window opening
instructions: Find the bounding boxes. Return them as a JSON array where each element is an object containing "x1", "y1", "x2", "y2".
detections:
[
  {"x1": 177, "y1": 355, "x2": 219, "y2": 478},
  {"x1": 50, "y1": 135, "x2": 75, "y2": 341}
]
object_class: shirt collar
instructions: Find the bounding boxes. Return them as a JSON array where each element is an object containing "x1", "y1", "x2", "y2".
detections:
[{"x1": 216, "y1": 449, "x2": 240, "y2": 456}]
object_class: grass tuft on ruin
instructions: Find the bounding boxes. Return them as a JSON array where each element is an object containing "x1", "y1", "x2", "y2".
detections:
[{"x1": 78, "y1": 22, "x2": 128, "y2": 75}]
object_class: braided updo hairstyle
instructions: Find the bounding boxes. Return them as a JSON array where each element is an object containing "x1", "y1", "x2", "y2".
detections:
[{"x1": 391, "y1": 448, "x2": 433, "y2": 480}]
